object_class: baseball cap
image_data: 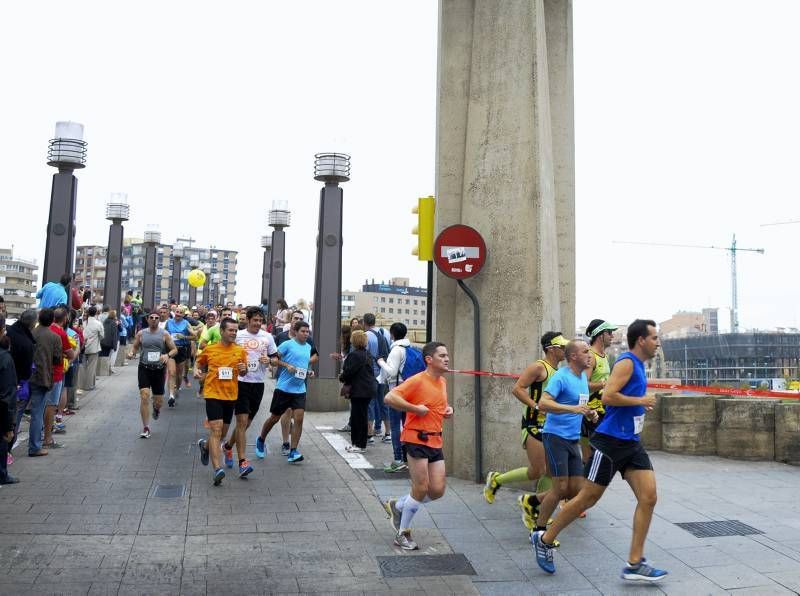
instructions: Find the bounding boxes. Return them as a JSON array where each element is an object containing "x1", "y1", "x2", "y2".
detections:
[
  {"x1": 545, "y1": 335, "x2": 569, "y2": 349},
  {"x1": 588, "y1": 320, "x2": 618, "y2": 337}
]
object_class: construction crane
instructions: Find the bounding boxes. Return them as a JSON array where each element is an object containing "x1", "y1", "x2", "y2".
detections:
[{"x1": 612, "y1": 234, "x2": 764, "y2": 333}]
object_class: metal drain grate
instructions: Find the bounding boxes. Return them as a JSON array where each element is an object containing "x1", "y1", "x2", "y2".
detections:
[
  {"x1": 377, "y1": 554, "x2": 476, "y2": 578},
  {"x1": 363, "y1": 468, "x2": 410, "y2": 480},
  {"x1": 675, "y1": 520, "x2": 763, "y2": 538},
  {"x1": 151, "y1": 484, "x2": 186, "y2": 498}
]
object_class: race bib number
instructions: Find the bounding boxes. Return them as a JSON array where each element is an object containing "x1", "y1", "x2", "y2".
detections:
[
  {"x1": 247, "y1": 360, "x2": 259, "y2": 372},
  {"x1": 146, "y1": 352, "x2": 160, "y2": 363},
  {"x1": 218, "y1": 367, "x2": 233, "y2": 380},
  {"x1": 633, "y1": 414, "x2": 645, "y2": 434},
  {"x1": 294, "y1": 367, "x2": 307, "y2": 380},
  {"x1": 171, "y1": 333, "x2": 181, "y2": 340},
  {"x1": 578, "y1": 393, "x2": 589, "y2": 406}
]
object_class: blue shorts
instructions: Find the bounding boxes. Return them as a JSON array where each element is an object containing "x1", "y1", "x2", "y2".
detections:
[
  {"x1": 542, "y1": 432, "x2": 583, "y2": 478},
  {"x1": 45, "y1": 380, "x2": 64, "y2": 407}
]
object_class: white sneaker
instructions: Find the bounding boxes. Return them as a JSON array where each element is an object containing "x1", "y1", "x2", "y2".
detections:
[
  {"x1": 345, "y1": 445, "x2": 365, "y2": 453},
  {"x1": 394, "y1": 530, "x2": 418, "y2": 550}
]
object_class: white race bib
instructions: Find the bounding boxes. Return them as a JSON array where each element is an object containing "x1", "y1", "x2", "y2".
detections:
[
  {"x1": 171, "y1": 333, "x2": 181, "y2": 340},
  {"x1": 579, "y1": 393, "x2": 589, "y2": 406},
  {"x1": 294, "y1": 367, "x2": 307, "y2": 380},
  {"x1": 147, "y1": 352, "x2": 160, "y2": 363},
  {"x1": 247, "y1": 360, "x2": 259, "y2": 372},
  {"x1": 218, "y1": 367, "x2": 233, "y2": 380},
  {"x1": 633, "y1": 414, "x2": 645, "y2": 434}
]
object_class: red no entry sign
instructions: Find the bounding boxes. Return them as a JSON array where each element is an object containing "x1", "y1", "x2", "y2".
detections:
[{"x1": 433, "y1": 224, "x2": 487, "y2": 280}]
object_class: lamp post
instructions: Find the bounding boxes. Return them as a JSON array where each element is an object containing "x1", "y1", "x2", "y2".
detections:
[
  {"x1": 311, "y1": 152, "x2": 349, "y2": 406},
  {"x1": 142, "y1": 230, "x2": 161, "y2": 312},
  {"x1": 43, "y1": 121, "x2": 87, "y2": 286},
  {"x1": 187, "y1": 254, "x2": 199, "y2": 307},
  {"x1": 202, "y1": 269, "x2": 211, "y2": 306},
  {"x1": 170, "y1": 245, "x2": 184, "y2": 305},
  {"x1": 212, "y1": 273, "x2": 221, "y2": 307},
  {"x1": 104, "y1": 194, "x2": 129, "y2": 310},
  {"x1": 260, "y1": 235, "x2": 272, "y2": 308},
  {"x1": 268, "y1": 200, "x2": 291, "y2": 314}
]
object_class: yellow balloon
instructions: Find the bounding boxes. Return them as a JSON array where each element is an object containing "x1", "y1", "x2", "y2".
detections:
[{"x1": 187, "y1": 269, "x2": 206, "y2": 288}]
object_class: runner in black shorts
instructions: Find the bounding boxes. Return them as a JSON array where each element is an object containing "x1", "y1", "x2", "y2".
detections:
[{"x1": 269, "y1": 388, "x2": 306, "y2": 415}]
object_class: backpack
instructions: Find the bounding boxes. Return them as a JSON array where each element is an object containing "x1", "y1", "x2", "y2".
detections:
[
  {"x1": 400, "y1": 345, "x2": 426, "y2": 381},
  {"x1": 368, "y1": 328, "x2": 390, "y2": 360}
]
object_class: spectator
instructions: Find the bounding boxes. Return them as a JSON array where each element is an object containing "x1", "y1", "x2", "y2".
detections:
[
  {"x1": 29, "y1": 308, "x2": 63, "y2": 457},
  {"x1": 0, "y1": 315, "x2": 18, "y2": 483},
  {"x1": 338, "y1": 330, "x2": 377, "y2": 453},
  {"x1": 101, "y1": 309, "x2": 120, "y2": 374},
  {"x1": 36, "y1": 273, "x2": 71, "y2": 309},
  {"x1": 82, "y1": 306, "x2": 104, "y2": 391},
  {"x1": 42, "y1": 307, "x2": 75, "y2": 450},
  {"x1": 0, "y1": 296, "x2": 5, "y2": 318},
  {"x1": 7, "y1": 309, "x2": 36, "y2": 450}
]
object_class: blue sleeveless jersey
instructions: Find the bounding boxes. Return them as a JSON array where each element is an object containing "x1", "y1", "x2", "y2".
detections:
[{"x1": 595, "y1": 352, "x2": 646, "y2": 441}]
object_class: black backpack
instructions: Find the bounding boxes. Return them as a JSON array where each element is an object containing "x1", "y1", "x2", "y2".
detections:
[{"x1": 368, "y1": 328, "x2": 390, "y2": 360}]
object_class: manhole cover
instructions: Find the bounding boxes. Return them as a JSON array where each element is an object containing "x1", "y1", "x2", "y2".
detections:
[
  {"x1": 151, "y1": 484, "x2": 186, "y2": 498},
  {"x1": 363, "y1": 468, "x2": 410, "y2": 480},
  {"x1": 377, "y1": 554, "x2": 476, "y2": 578},
  {"x1": 675, "y1": 520, "x2": 763, "y2": 538}
]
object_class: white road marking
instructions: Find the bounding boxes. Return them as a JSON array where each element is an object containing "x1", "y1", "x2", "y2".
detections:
[
  {"x1": 320, "y1": 432, "x2": 373, "y2": 469},
  {"x1": 315, "y1": 425, "x2": 334, "y2": 430}
]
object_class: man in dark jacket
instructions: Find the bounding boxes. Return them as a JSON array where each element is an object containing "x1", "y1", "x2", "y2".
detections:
[
  {"x1": 0, "y1": 315, "x2": 19, "y2": 483},
  {"x1": 7, "y1": 309, "x2": 36, "y2": 384},
  {"x1": 28, "y1": 309, "x2": 63, "y2": 457}
]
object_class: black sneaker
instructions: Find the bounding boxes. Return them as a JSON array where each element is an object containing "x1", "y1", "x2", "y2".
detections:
[
  {"x1": 168, "y1": 396, "x2": 176, "y2": 408},
  {"x1": 153, "y1": 406, "x2": 160, "y2": 420},
  {"x1": 198, "y1": 439, "x2": 209, "y2": 466}
]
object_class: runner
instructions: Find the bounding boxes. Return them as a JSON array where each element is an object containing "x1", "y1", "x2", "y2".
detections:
[
  {"x1": 197, "y1": 310, "x2": 220, "y2": 397},
  {"x1": 582, "y1": 319, "x2": 617, "y2": 461},
  {"x1": 164, "y1": 306, "x2": 196, "y2": 407},
  {"x1": 532, "y1": 319, "x2": 668, "y2": 583},
  {"x1": 220, "y1": 306, "x2": 277, "y2": 477},
  {"x1": 194, "y1": 317, "x2": 247, "y2": 486},
  {"x1": 483, "y1": 333, "x2": 568, "y2": 531},
  {"x1": 255, "y1": 320, "x2": 315, "y2": 463},
  {"x1": 127, "y1": 310, "x2": 178, "y2": 438},
  {"x1": 382, "y1": 342, "x2": 453, "y2": 550}
]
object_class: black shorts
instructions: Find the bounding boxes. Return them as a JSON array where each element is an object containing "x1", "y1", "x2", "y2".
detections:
[
  {"x1": 404, "y1": 442, "x2": 445, "y2": 463},
  {"x1": 542, "y1": 433, "x2": 583, "y2": 478},
  {"x1": 269, "y1": 388, "x2": 306, "y2": 416},
  {"x1": 173, "y1": 346, "x2": 190, "y2": 364},
  {"x1": 205, "y1": 398, "x2": 235, "y2": 424},
  {"x1": 522, "y1": 426, "x2": 544, "y2": 447},
  {"x1": 138, "y1": 365, "x2": 166, "y2": 395},
  {"x1": 581, "y1": 411, "x2": 605, "y2": 439},
  {"x1": 236, "y1": 381, "x2": 264, "y2": 418},
  {"x1": 585, "y1": 432, "x2": 653, "y2": 487}
]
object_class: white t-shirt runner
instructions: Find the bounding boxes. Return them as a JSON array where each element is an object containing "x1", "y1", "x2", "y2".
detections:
[{"x1": 236, "y1": 328, "x2": 278, "y2": 383}]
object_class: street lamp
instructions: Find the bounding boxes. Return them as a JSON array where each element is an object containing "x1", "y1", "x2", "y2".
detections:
[
  {"x1": 170, "y1": 245, "x2": 184, "y2": 305},
  {"x1": 311, "y1": 152, "x2": 349, "y2": 398},
  {"x1": 261, "y1": 234, "x2": 272, "y2": 309},
  {"x1": 212, "y1": 273, "x2": 222, "y2": 307},
  {"x1": 43, "y1": 121, "x2": 87, "y2": 286},
  {"x1": 268, "y1": 200, "x2": 291, "y2": 314},
  {"x1": 104, "y1": 193, "x2": 129, "y2": 310},
  {"x1": 142, "y1": 229, "x2": 161, "y2": 312}
]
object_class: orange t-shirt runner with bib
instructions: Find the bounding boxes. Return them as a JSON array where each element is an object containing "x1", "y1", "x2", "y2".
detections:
[
  {"x1": 196, "y1": 343, "x2": 248, "y2": 401},
  {"x1": 395, "y1": 372, "x2": 449, "y2": 449}
]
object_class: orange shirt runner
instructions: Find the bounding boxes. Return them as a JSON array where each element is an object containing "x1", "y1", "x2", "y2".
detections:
[
  {"x1": 395, "y1": 371, "x2": 449, "y2": 449},
  {"x1": 196, "y1": 342, "x2": 247, "y2": 401}
]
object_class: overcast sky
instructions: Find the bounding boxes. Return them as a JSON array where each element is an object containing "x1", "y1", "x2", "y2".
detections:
[{"x1": 3, "y1": 1, "x2": 799, "y2": 333}]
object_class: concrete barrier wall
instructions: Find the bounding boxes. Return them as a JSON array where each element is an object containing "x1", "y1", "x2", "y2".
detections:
[
  {"x1": 639, "y1": 392, "x2": 668, "y2": 450},
  {"x1": 661, "y1": 395, "x2": 718, "y2": 456},
  {"x1": 716, "y1": 398, "x2": 780, "y2": 461},
  {"x1": 775, "y1": 402, "x2": 800, "y2": 465}
]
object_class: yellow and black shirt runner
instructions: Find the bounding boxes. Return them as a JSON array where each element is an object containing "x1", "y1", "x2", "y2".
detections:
[
  {"x1": 588, "y1": 349, "x2": 611, "y2": 414},
  {"x1": 520, "y1": 359, "x2": 557, "y2": 445}
]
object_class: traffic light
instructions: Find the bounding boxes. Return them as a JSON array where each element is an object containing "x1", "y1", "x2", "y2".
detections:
[{"x1": 412, "y1": 196, "x2": 435, "y2": 261}]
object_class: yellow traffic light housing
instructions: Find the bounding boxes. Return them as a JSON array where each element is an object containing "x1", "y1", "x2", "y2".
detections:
[{"x1": 412, "y1": 196, "x2": 435, "y2": 261}]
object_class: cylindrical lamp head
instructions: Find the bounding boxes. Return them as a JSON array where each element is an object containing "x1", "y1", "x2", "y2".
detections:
[
  {"x1": 268, "y1": 199, "x2": 291, "y2": 228},
  {"x1": 144, "y1": 230, "x2": 162, "y2": 244},
  {"x1": 314, "y1": 152, "x2": 350, "y2": 182},
  {"x1": 172, "y1": 246, "x2": 184, "y2": 259},
  {"x1": 105, "y1": 192, "x2": 130, "y2": 221},
  {"x1": 47, "y1": 121, "x2": 87, "y2": 168},
  {"x1": 260, "y1": 235, "x2": 272, "y2": 249}
]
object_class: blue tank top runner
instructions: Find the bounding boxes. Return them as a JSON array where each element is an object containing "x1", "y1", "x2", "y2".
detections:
[{"x1": 595, "y1": 351, "x2": 647, "y2": 441}]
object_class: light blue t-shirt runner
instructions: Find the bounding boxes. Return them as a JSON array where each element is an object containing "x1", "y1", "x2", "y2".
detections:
[
  {"x1": 542, "y1": 366, "x2": 590, "y2": 441},
  {"x1": 276, "y1": 338, "x2": 313, "y2": 394}
]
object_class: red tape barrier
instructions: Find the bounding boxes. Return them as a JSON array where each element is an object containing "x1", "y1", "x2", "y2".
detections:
[{"x1": 449, "y1": 370, "x2": 800, "y2": 400}]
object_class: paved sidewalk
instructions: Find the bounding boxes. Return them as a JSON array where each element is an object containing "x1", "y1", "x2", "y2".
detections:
[{"x1": 1, "y1": 365, "x2": 800, "y2": 594}]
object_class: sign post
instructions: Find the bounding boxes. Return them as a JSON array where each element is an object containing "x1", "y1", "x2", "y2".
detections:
[{"x1": 433, "y1": 225, "x2": 487, "y2": 483}]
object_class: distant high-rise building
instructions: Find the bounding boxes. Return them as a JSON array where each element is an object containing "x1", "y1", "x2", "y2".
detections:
[
  {"x1": 0, "y1": 248, "x2": 38, "y2": 318},
  {"x1": 660, "y1": 308, "x2": 719, "y2": 338},
  {"x1": 76, "y1": 241, "x2": 237, "y2": 307},
  {"x1": 342, "y1": 277, "x2": 428, "y2": 331}
]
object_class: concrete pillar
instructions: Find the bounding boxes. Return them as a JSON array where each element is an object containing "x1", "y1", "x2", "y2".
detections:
[{"x1": 436, "y1": 0, "x2": 575, "y2": 480}]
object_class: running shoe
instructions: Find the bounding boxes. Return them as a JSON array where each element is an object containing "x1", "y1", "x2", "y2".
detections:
[
  {"x1": 621, "y1": 560, "x2": 668, "y2": 582},
  {"x1": 367, "y1": 436, "x2": 375, "y2": 444},
  {"x1": 381, "y1": 434, "x2": 392, "y2": 443},
  {"x1": 152, "y1": 406, "x2": 160, "y2": 420},
  {"x1": 213, "y1": 467, "x2": 225, "y2": 486},
  {"x1": 281, "y1": 442, "x2": 290, "y2": 456},
  {"x1": 168, "y1": 396, "x2": 176, "y2": 408},
  {"x1": 223, "y1": 443, "x2": 234, "y2": 468},
  {"x1": 531, "y1": 530, "x2": 555, "y2": 574},
  {"x1": 140, "y1": 427, "x2": 151, "y2": 439},
  {"x1": 517, "y1": 494, "x2": 537, "y2": 531},
  {"x1": 287, "y1": 448, "x2": 304, "y2": 463},
  {"x1": 383, "y1": 499, "x2": 402, "y2": 532},
  {"x1": 384, "y1": 460, "x2": 408, "y2": 473},
  {"x1": 255, "y1": 436, "x2": 266, "y2": 459},
  {"x1": 53, "y1": 426, "x2": 66, "y2": 435},
  {"x1": 393, "y1": 530, "x2": 418, "y2": 551},
  {"x1": 238, "y1": 459, "x2": 253, "y2": 478},
  {"x1": 54, "y1": 422, "x2": 66, "y2": 431},
  {"x1": 483, "y1": 471, "x2": 500, "y2": 504},
  {"x1": 198, "y1": 439, "x2": 209, "y2": 466},
  {"x1": 345, "y1": 445, "x2": 365, "y2": 453}
]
